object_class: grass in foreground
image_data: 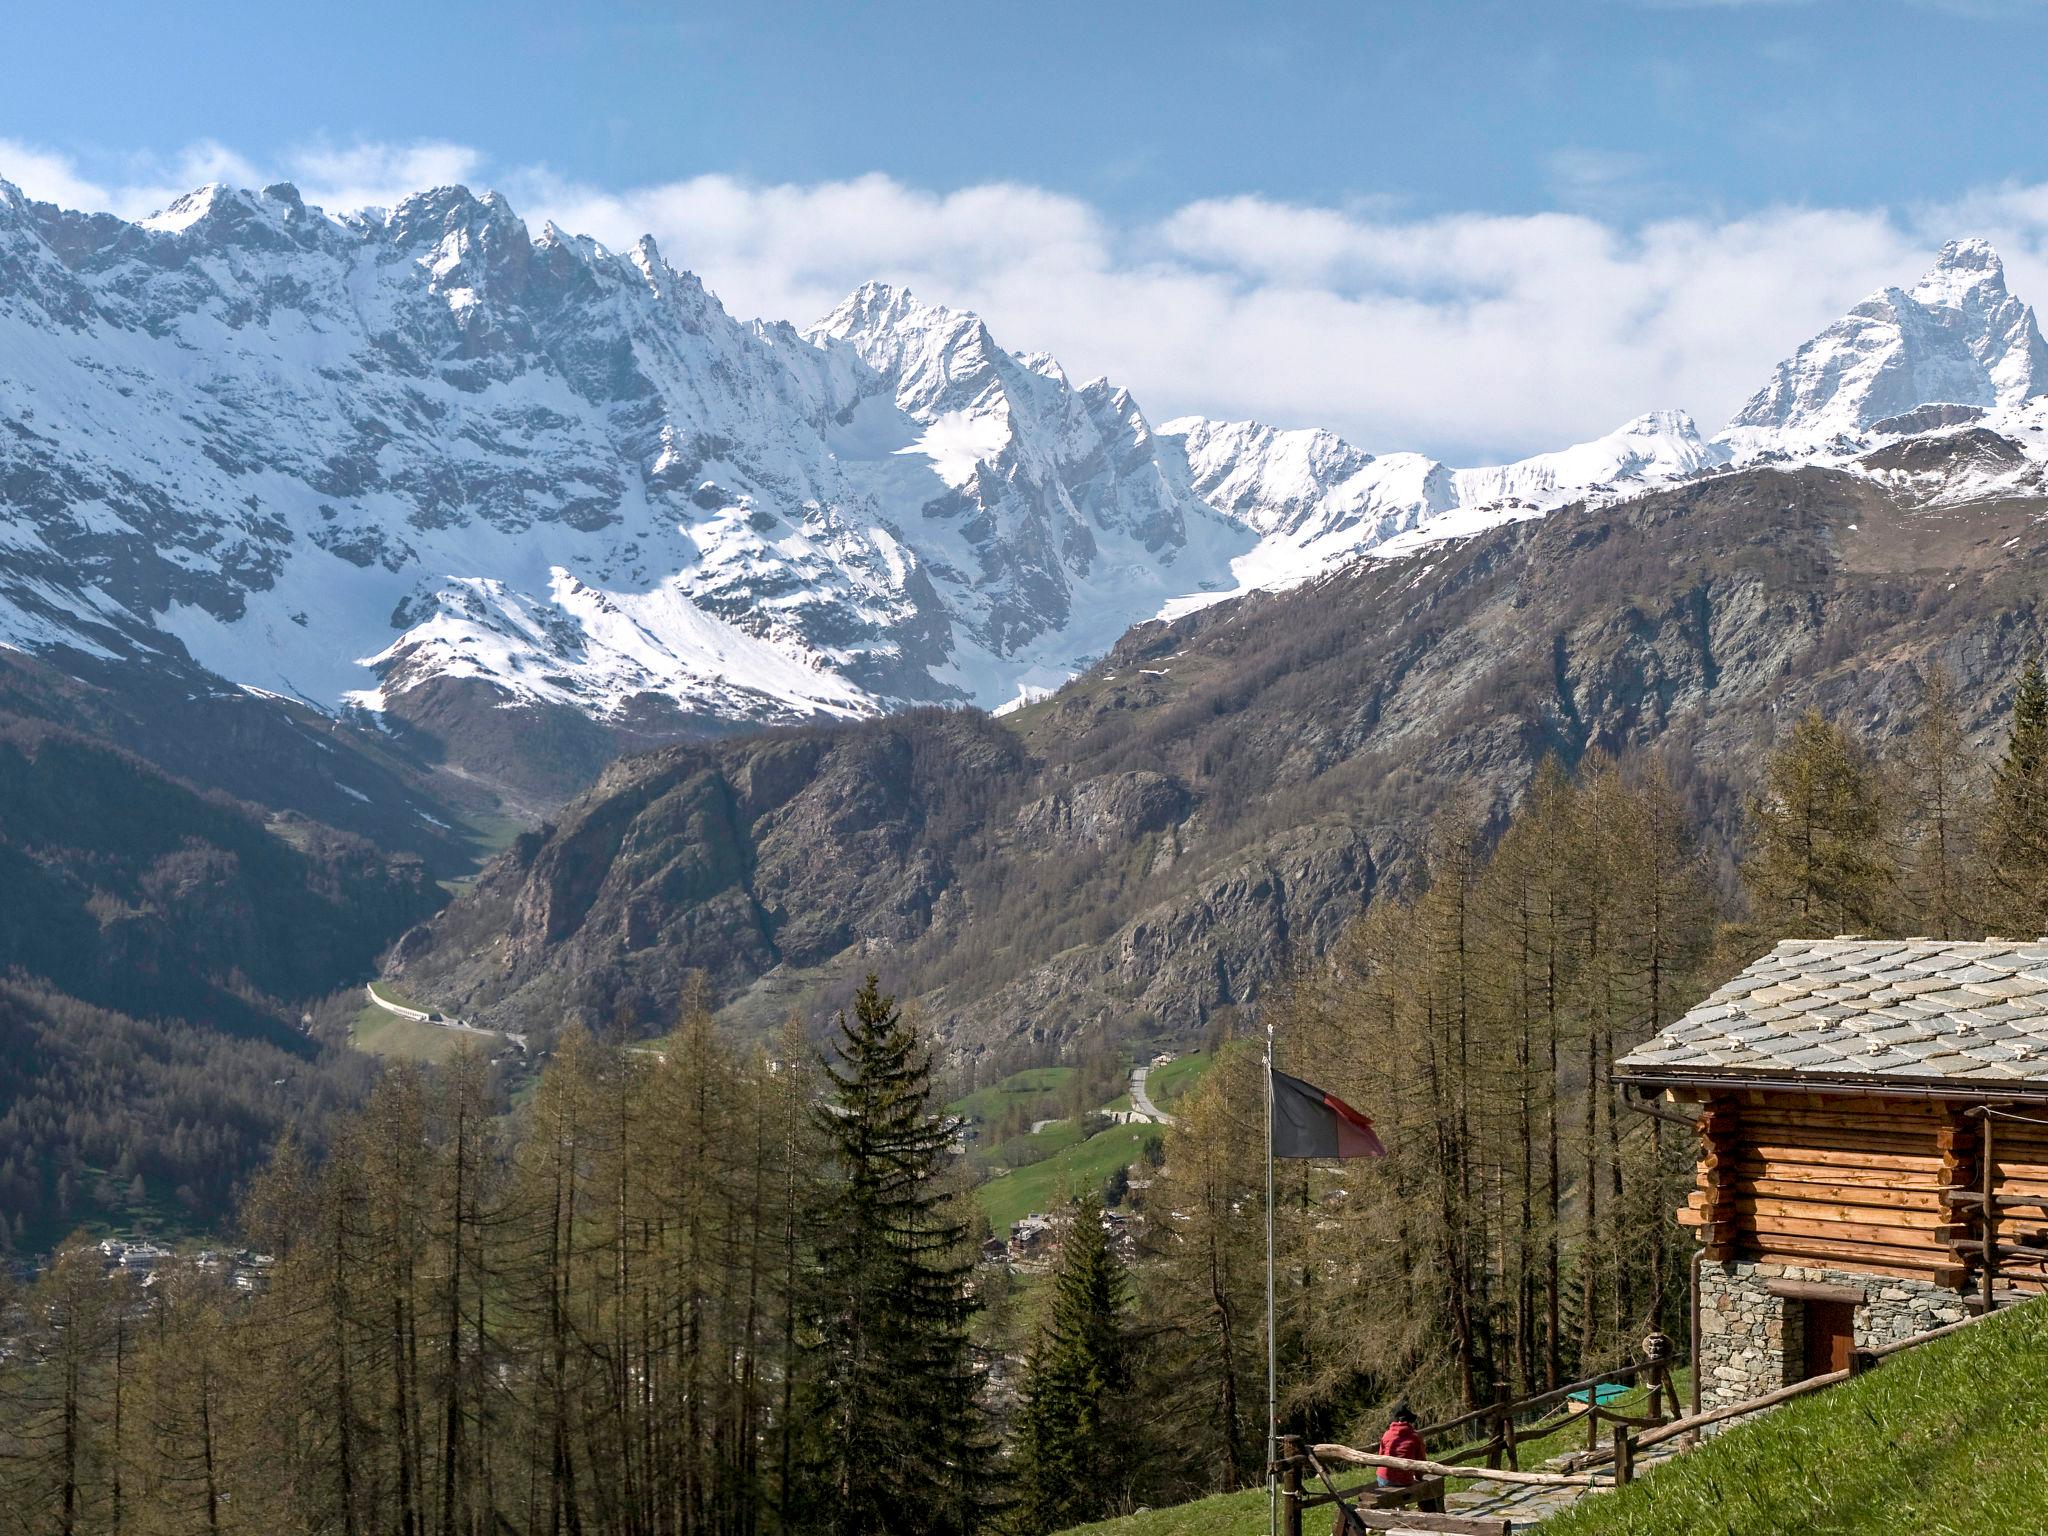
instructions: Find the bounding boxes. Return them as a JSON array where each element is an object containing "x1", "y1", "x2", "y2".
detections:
[
  {"x1": 1060, "y1": 1485, "x2": 1338, "y2": 1536},
  {"x1": 1542, "y1": 1298, "x2": 2048, "y2": 1535},
  {"x1": 1052, "y1": 1312, "x2": 2048, "y2": 1536}
]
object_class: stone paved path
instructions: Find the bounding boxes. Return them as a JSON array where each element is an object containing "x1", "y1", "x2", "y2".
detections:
[{"x1": 1440, "y1": 1444, "x2": 1679, "y2": 1528}]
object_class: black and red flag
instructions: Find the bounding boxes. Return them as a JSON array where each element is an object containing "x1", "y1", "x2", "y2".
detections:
[{"x1": 1270, "y1": 1070, "x2": 1386, "y2": 1159}]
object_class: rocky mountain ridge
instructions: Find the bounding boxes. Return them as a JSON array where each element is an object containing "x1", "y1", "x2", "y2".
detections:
[
  {"x1": 6, "y1": 176, "x2": 2042, "y2": 783},
  {"x1": 387, "y1": 450, "x2": 2048, "y2": 1057}
]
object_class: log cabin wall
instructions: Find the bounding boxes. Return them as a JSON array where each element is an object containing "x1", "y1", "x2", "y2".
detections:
[
  {"x1": 1679, "y1": 1086, "x2": 2047, "y2": 1412},
  {"x1": 1680, "y1": 1090, "x2": 1958, "y2": 1279}
]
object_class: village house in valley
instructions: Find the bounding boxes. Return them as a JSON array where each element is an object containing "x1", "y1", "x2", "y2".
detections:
[{"x1": 1619, "y1": 938, "x2": 2048, "y2": 1410}]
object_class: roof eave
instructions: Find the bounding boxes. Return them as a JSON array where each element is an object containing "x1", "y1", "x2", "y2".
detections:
[{"x1": 1617, "y1": 1064, "x2": 2048, "y2": 1103}]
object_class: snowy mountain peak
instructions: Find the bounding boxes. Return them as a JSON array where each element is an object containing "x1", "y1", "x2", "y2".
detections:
[
  {"x1": 1911, "y1": 236, "x2": 2007, "y2": 308},
  {"x1": 1725, "y1": 238, "x2": 2048, "y2": 449},
  {"x1": 139, "y1": 181, "x2": 234, "y2": 233},
  {"x1": 811, "y1": 282, "x2": 999, "y2": 378},
  {"x1": 3, "y1": 184, "x2": 2044, "y2": 757}
]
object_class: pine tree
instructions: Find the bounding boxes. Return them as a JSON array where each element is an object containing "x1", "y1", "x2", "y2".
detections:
[
  {"x1": 1012, "y1": 1196, "x2": 1134, "y2": 1533},
  {"x1": 1741, "y1": 708, "x2": 1895, "y2": 938},
  {"x1": 1991, "y1": 655, "x2": 2048, "y2": 933},
  {"x1": 807, "y1": 975, "x2": 997, "y2": 1536}
]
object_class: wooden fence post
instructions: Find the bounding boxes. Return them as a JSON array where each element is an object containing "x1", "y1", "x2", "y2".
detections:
[
  {"x1": 1486, "y1": 1385, "x2": 1508, "y2": 1470},
  {"x1": 1279, "y1": 1434, "x2": 1303, "y2": 1536},
  {"x1": 1612, "y1": 1424, "x2": 1634, "y2": 1487},
  {"x1": 1981, "y1": 1108, "x2": 1998, "y2": 1314}
]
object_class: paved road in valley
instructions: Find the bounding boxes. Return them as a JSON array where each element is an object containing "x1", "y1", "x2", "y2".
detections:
[{"x1": 1130, "y1": 1063, "x2": 1175, "y2": 1125}]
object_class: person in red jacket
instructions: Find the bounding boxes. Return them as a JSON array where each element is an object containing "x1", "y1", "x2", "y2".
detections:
[
  {"x1": 1374, "y1": 1403, "x2": 1444, "y2": 1512},
  {"x1": 1375, "y1": 1402, "x2": 1426, "y2": 1487}
]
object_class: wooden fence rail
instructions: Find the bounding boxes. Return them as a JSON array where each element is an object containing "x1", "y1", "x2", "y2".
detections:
[
  {"x1": 1409, "y1": 1350, "x2": 1684, "y2": 1474},
  {"x1": 1277, "y1": 1301, "x2": 2016, "y2": 1530}
]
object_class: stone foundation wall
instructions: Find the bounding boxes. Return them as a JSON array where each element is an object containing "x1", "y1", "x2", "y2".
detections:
[{"x1": 1696, "y1": 1259, "x2": 1970, "y2": 1412}]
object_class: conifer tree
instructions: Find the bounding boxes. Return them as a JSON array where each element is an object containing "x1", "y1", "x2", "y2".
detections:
[
  {"x1": 1895, "y1": 664, "x2": 1987, "y2": 939},
  {"x1": 1012, "y1": 1196, "x2": 1134, "y2": 1533},
  {"x1": 808, "y1": 974, "x2": 997, "y2": 1536},
  {"x1": 1133, "y1": 1044, "x2": 1264, "y2": 1495},
  {"x1": 1991, "y1": 655, "x2": 2048, "y2": 933},
  {"x1": 1741, "y1": 708, "x2": 1894, "y2": 937}
]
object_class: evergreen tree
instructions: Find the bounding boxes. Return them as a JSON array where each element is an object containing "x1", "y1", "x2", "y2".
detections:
[
  {"x1": 808, "y1": 975, "x2": 998, "y2": 1536},
  {"x1": 1741, "y1": 708, "x2": 1895, "y2": 938},
  {"x1": 1991, "y1": 655, "x2": 2048, "y2": 933},
  {"x1": 1012, "y1": 1196, "x2": 1134, "y2": 1533}
]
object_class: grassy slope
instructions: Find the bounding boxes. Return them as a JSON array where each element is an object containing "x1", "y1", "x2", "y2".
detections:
[
  {"x1": 1052, "y1": 1309, "x2": 2036, "y2": 1536},
  {"x1": 349, "y1": 1003, "x2": 474, "y2": 1064},
  {"x1": 948, "y1": 1066, "x2": 1076, "y2": 1125},
  {"x1": 1544, "y1": 1299, "x2": 2048, "y2": 1535},
  {"x1": 1148, "y1": 1051, "x2": 1211, "y2": 1103},
  {"x1": 978, "y1": 1122, "x2": 1153, "y2": 1236}
]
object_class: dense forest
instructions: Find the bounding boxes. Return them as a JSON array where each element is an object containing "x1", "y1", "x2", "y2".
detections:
[{"x1": 9, "y1": 657, "x2": 2048, "y2": 1534}]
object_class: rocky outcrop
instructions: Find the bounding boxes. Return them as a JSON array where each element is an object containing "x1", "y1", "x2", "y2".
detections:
[{"x1": 1011, "y1": 772, "x2": 1190, "y2": 851}]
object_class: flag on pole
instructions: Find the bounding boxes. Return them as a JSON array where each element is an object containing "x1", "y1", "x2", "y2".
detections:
[{"x1": 1269, "y1": 1070, "x2": 1386, "y2": 1159}]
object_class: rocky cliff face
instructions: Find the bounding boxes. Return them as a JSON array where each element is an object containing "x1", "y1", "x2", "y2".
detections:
[{"x1": 388, "y1": 460, "x2": 2048, "y2": 1059}]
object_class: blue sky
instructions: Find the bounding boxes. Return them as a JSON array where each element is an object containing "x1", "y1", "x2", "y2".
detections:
[{"x1": 7, "y1": 0, "x2": 2048, "y2": 460}]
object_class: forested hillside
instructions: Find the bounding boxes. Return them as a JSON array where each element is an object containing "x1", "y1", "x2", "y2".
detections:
[
  {"x1": 388, "y1": 461, "x2": 2048, "y2": 1057},
  {"x1": 0, "y1": 659, "x2": 470, "y2": 1245},
  {"x1": 12, "y1": 656, "x2": 2048, "y2": 1532},
  {"x1": 0, "y1": 714, "x2": 441, "y2": 1029}
]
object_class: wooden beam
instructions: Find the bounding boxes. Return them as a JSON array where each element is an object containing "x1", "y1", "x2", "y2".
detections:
[
  {"x1": 1734, "y1": 1198, "x2": 1947, "y2": 1233},
  {"x1": 1747, "y1": 1214, "x2": 1951, "y2": 1250},
  {"x1": 1309, "y1": 1444, "x2": 1606, "y2": 1490},
  {"x1": 1747, "y1": 1235, "x2": 1957, "y2": 1268},
  {"x1": 1734, "y1": 1177, "x2": 1945, "y2": 1212},
  {"x1": 1739, "y1": 1145, "x2": 1945, "y2": 1173},
  {"x1": 1739, "y1": 1107, "x2": 1942, "y2": 1133},
  {"x1": 1733, "y1": 1164, "x2": 1948, "y2": 1194},
  {"x1": 1763, "y1": 1278, "x2": 1866, "y2": 1303}
]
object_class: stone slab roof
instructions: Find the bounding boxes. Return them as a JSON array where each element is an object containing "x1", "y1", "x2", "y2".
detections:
[{"x1": 1616, "y1": 938, "x2": 2048, "y2": 1093}]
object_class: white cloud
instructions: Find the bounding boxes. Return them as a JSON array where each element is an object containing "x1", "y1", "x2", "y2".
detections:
[
  {"x1": 285, "y1": 140, "x2": 486, "y2": 216},
  {"x1": 6, "y1": 137, "x2": 2048, "y2": 462}
]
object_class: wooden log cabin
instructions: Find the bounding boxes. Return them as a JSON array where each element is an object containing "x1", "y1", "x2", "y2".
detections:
[{"x1": 1617, "y1": 938, "x2": 2048, "y2": 1411}]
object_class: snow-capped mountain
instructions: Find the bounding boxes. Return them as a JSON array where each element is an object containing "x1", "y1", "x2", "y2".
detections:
[
  {"x1": 1724, "y1": 238, "x2": 2048, "y2": 455},
  {"x1": 1153, "y1": 409, "x2": 1728, "y2": 616},
  {"x1": 803, "y1": 282, "x2": 1250, "y2": 702},
  {"x1": 0, "y1": 174, "x2": 2043, "y2": 757}
]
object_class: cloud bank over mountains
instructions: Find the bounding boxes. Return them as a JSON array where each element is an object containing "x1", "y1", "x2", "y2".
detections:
[{"x1": 6, "y1": 134, "x2": 2048, "y2": 463}]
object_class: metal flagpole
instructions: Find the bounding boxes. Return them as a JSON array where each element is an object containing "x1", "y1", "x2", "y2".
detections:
[{"x1": 1266, "y1": 1013, "x2": 1278, "y2": 1536}]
